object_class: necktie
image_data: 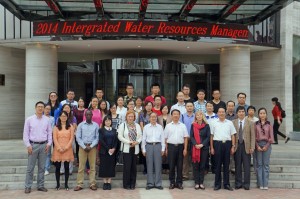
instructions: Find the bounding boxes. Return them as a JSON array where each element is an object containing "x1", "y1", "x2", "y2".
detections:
[{"x1": 239, "y1": 121, "x2": 243, "y2": 144}]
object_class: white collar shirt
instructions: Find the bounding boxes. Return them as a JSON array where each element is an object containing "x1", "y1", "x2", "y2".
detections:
[
  {"x1": 142, "y1": 123, "x2": 165, "y2": 153},
  {"x1": 164, "y1": 121, "x2": 189, "y2": 144},
  {"x1": 211, "y1": 119, "x2": 236, "y2": 141}
]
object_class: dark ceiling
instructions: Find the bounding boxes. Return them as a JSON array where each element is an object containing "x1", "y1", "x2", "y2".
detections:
[{"x1": 0, "y1": 0, "x2": 293, "y2": 25}]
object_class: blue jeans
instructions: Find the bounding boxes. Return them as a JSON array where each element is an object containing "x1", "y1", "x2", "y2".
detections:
[
  {"x1": 256, "y1": 141, "x2": 272, "y2": 187},
  {"x1": 45, "y1": 147, "x2": 51, "y2": 171}
]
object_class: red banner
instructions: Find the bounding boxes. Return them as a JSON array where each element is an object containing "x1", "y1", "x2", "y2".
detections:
[{"x1": 33, "y1": 20, "x2": 249, "y2": 39}]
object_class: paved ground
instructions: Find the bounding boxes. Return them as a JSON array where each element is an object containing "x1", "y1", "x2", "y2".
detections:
[{"x1": 0, "y1": 187, "x2": 299, "y2": 199}]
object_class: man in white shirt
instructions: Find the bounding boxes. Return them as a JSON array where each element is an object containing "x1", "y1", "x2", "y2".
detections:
[
  {"x1": 210, "y1": 107, "x2": 236, "y2": 191},
  {"x1": 142, "y1": 112, "x2": 165, "y2": 190},
  {"x1": 164, "y1": 109, "x2": 189, "y2": 190},
  {"x1": 170, "y1": 91, "x2": 186, "y2": 115}
]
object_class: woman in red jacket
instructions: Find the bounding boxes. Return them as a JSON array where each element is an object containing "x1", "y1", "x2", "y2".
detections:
[{"x1": 271, "y1": 97, "x2": 289, "y2": 144}]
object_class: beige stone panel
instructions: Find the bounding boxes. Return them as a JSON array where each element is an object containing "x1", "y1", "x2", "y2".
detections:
[
  {"x1": 25, "y1": 44, "x2": 58, "y2": 117},
  {"x1": 0, "y1": 46, "x2": 25, "y2": 139},
  {"x1": 220, "y1": 46, "x2": 251, "y2": 103}
]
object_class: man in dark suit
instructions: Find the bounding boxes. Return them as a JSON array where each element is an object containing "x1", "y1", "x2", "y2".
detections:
[{"x1": 233, "y1": 106, "x2": 255, "y2": 190}]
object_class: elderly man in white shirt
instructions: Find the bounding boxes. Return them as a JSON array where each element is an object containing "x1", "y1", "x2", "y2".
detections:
[
  {"x1": 142, "y1": 112, "x2": 165, "y2": 190},
  {"x1": 210, "y1": 107, "x2": 236, "y2": 191},
  {"x1": 164, "y1": 109, "x2": 189, "y2": 190}
]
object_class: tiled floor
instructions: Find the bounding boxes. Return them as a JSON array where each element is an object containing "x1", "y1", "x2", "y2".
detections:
[{"x1": 0, "y1": 187, "x2": 299, "y2": 199}]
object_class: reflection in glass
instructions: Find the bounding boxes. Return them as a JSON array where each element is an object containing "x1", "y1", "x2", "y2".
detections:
[{"x1": 293, "y1": 36, "x2": 300, "y2": 131}]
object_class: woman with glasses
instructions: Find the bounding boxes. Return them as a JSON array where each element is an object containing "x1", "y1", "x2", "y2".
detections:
[
  {"x1": 255, "y1": 108, "x2": 274, "y2": 190},
  {"x1": 47, "y1": 91, "x2": 60, "y2": 117}
]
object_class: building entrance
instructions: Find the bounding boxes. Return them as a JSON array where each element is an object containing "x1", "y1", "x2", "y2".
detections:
[{"x1": 58, "y1": 59, "x2": 220, "y2": 106}]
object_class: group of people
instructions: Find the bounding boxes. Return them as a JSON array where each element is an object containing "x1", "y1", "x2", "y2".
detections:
[{"x1": 23, "y1": 83, "x2": 289, "y2": 194}]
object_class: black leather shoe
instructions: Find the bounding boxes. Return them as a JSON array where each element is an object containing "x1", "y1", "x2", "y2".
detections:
[
  {"x1": 38, "y1": 187, "x2": 48, "y2": 192},
  {"x1": 235, "y1": 186, "x2": 242, "y2": 189},
  {"x1": 107, "y1": 183, "x2": 111, "y2": 190},
  {"x1": 176, "y1": 184, "x2": 184, "y2": 190},
  {"x1": 24, "y1": 188, "x2": 31, "y2": 194},
  {"x1": 244, "y1": 186, "x2": 250, "y2": 190},
  {"x1": 169, "y1": 184, "x2": 175, "y2": 189},
  {"x1": 146, "y1": 186, "x2": 154, "y2": 190},
  {"x1": 156, "y1": 186, "x2": 163, "y2": 190},
  {"x1": 224, "y1": 185, "x2": 233, "y2": 191},
  {"x1": 130, "y1": 185, "x2": 135, "y2": 190},
  {"x1": 214, "y1": 186, "x2": 221, "y2": 191}
]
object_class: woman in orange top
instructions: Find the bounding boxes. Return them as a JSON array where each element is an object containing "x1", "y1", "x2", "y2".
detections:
[{"x1": 51, "y1": 111, "x2": 74, "y2": 191}]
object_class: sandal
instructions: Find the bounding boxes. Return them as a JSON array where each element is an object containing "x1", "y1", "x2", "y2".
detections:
[
  {"x1": 194, "y1": 184, "x2": 200, "y2": 190},
  {"x1": 199, "y1": 184, "x2": 205, "y2": 190}
]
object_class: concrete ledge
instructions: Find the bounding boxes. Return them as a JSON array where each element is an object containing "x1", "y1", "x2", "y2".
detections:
[{"x1": 289, "y1": 132, "x2": 300, "y2": 141}]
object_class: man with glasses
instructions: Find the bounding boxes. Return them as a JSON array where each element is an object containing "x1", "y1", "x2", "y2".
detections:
[{"x1": 235, "y1": 93, "x2": 249, "y2": 115}]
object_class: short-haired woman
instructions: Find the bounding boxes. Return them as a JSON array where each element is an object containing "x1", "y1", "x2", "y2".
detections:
[
  {"x1": 98, "y1": 116, "x2": 118, "y2": 190},
  {"x1": 118, "y1": 110, "x2": 142, "y2": 190}
]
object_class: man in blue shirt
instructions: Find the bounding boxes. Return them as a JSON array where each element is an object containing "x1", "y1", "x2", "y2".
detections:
[
  {"x1": 180, "y1": 101, "x2": 195, "y2": 180},
  {"x1": 74, "y1": 110, "x2": 99, "y2": 191}
]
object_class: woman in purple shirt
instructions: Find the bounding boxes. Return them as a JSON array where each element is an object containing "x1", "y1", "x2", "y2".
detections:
[{"x1": 255, "y1": 108, "x2": 274, "y2": 190}]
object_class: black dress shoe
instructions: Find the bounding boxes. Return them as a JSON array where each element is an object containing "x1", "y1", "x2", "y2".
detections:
[
  {"x1": 244, "y1": 186, "x2": 250, "y2": 190},
  {"x1": 38, "y1": 187, "x2": 48, "y2": 192},
  {"x1": 156, "y1": 186, "x2": 163, "y2": 190},
  {"x1": 146, "y1": 186, "x2": 154, "y2": 190},
  {"x1": 214, "y1": 186, "x2": 221, "y2": 191},
  {"x1": 235, "y1": 186, "x2": 242, "y2": 189},
  {"x1": 130, "y1": 185, "x2": 135, "y2": 190},
  {"x1": 103, "y1": 183, "x2": 107, "y2": 190},
  {"x1": 124, "y1": 186, "x2": 131, "y2": 190},
  {"x1": 176, "y1": 184, "x2": 184, "y2": 190},
  {"x1": 169, "y1": 184, "x2": 175, "y2": 189},
  {"x1": 24, "y1": 188, "x2": 31, "y2": 194},
  {"x1": 107, "y1": 183, "x2": 111, "y2": 190},
  {"x1": 224, "y1": 185, "x2": 233, "y2": 191}
]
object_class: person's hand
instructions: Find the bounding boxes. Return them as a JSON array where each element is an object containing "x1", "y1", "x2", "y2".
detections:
[
  {"x1": 59, "y1": 148, "x2": 64, "y2": 153},
  {"x1": 165, "y1": 149, "x2": 168, "y2": 156},
  {"x1": 143, "y1": 152, "x2": 146, "y2": 157},
  {"x1": 183, "y1": 149, "x2": 187, "y2": 157},
  {"x1": 230, "y1": 147, "x2": 235, "y2": 155},
  {"x1": 262, "y1": 146, "x2": 267, "y2": 151},
  {"x1": 44, "y1": 145, "x2": 50, "y2": 153},
  {"x1": 249, "y1": 149, "x2": 254, "y2": 154},
  {"x1": 96, "y1": 157, "x2": 100, "y2": 165},
  {"x1": 210, "y1": 148, "x2": 215, "y2": 155},
  {"x1": 195, "y1": 145, "x2": 201, "y2": 149},
  {"x1": 257, "y1": 147, "x2": 263, "y2": 152},
  {"x1": 27, "y1": 146, "x2": 33, "y2": 155},
  {"x1": 84, "y1": 146, "x2": 91, "y2": 152},
  {"x1": 109, "y1": 148, "x2": 115, "y2": 154},
  {"x1": 161, "y1": 151, "x2": 164, "y2": 156},
  {"x1": 199, "y1": 144, "x2": 203, "y2": 148},
  {"x1": 278, "y1": 120, "x2": 281, "y2": 125}
]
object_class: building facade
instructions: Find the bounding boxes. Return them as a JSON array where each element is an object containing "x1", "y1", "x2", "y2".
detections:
[{"x1": 0, "y1": 1, "x2": 299, "y2": 139}]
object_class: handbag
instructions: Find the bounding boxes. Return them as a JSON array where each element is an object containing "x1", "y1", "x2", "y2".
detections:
[{"x1": 117, "y1": 123, "x2": 126, "y2": 164}]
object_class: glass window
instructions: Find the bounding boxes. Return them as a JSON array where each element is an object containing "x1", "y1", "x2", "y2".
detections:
[{"x1": 293, "y1": 35, "x2": 300, "y2": 131}]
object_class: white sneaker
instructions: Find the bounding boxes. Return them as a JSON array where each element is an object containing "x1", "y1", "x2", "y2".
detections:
[
  {"x1": 263, "y1": 187, "x2": 268, "y2": 190},
  {"x1": 44, "y1": 170, "x2": 49, "y2": 176},
  {"x1": 260, "y1": 187, "x2": 264, "y2": 190}
]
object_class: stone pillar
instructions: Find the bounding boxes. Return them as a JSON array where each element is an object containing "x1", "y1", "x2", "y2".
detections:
[
  {"x1": 25, "y1": 44, "x2": 57, "y2": 117},
  {"x1": 220, "y1": 46, "x2": 251, "y2": 104}
]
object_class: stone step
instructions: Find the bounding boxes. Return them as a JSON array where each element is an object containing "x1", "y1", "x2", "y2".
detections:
[
  {"x1": 1, "y1": 157, "x2": 299, "y2": 167},
  {"x1": 1, "y1": 151, "x2": 300, "y2": 160},
  {"x1": 1, "y1": 179, "x2": 300, "y2": 190},
  {"x1": 1, "y1": 163, "x2": 300, "y2": 175},
  {"x1": 1, "y1": 171, "x2": 300, "y2": 182}
]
